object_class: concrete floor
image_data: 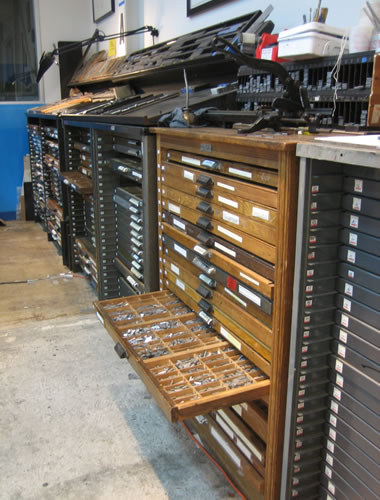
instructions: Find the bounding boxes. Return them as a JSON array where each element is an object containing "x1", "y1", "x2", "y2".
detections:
[{"x1": 0, "y1": 222, "x2": 237, "y2": 500}]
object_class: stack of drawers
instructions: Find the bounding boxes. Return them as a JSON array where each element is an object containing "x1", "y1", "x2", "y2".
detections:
[
  {"x1": 320, "y1": 168, "x2": 380, "y2": 500},
  {"x1": 27, "y1": 124, "x2": 46, "y2": 223},
  {"x1": 42, "y1": 125, "x2": 64, "y2": 248},
  {"x1": 283, "y1": 143, "x2": 379, "y2": 500},
  {"x1": 114, "y1": 186, "x2": 145, "y2": 294},
  {"x1": 93, "y1": 124, "x2": 158, "y2": 299},
  {"x1": 62, "y1": 124, "x2": 95, "y2": 278},
  {"x1": 283, "y1": 165, "x2": 343, "y2": 498}
]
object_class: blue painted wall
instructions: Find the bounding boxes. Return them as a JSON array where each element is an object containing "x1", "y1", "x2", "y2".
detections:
[{"x1": 0, "y1": 104, "x2": 33, "y2": 220}]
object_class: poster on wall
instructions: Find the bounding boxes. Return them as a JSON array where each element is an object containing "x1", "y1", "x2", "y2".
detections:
[
  {"x1": 92, "y1": 0, "x2": 115, "y2": 23},
  {"x1": 187, "y1": 0, "x2": 231, "y2": 16}
]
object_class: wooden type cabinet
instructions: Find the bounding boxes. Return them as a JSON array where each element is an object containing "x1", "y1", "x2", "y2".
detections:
[{"x1": 95, "y1": 128, "x2": 302, "y2": 500}]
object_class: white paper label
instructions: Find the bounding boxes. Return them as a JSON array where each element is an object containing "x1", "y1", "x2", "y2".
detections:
[
  {"x1": 336, "y1": 374, "x2": 344, "y2": 388},
  {"x1": 326, "y1": 453, "x2": 334, "y2": 466},
  {"x1": 344, "y1": 283, "x2": 353, "y2": 296},
  {"x1": 330, "y1": 414, "x2": 337, "y2": 427},
  {"x1": 354, "y1": 179, "x2": 363, "y2": 192},
  {"x1": 223, "y1": 210, "x2": 239, "y2": 225},
  {"x1": 238, "y1": 285, "x2": 261, "y2": 306},
  {"x1": 183, "y1": 170, "x2": 194, "y2": 181},
  {"x1": 352, "y1": 197, "x2": 362, "y2": 211},
  {"x1": 217, "y1": 225, "x2": 242, "y2": 243},
  {"x1": 252, "y1": 206, "x2": 270, "y2": 220},
  {"x1": 329, "y1": 428, "x2": 336, "y2": 441},
  {"x1": 168, "y1": 202, "x2": 181, "y2": 215},
  {"x1": 170, "y1": 263, "x2": 180, "y2": 276},
  {"x1": 220, "y1": 326, "x2": 241, "y2": 351},
  {"x1": 339, "y1": 330, "x2": 347, "y2": 344},
  {"x1": 311, "y1": 185, "x2": 319, "y2": 193},
  {"x1": 341, "y1": 314, "x2": 349, "y2": 328},
  {"x1": 337, "y1": 345, "x2": 346, "y2": 358},
  {"x1": 333, "y1": 387, "x2": 341, "y2": 401},
  {"x1": 310, "y1": 218, "x2": 318, "y2": 227},
  {"x1": 218, "y1": 195, "x2": 238, "y2": 208},
  {"x1": 349, "y1": 232, "x2": 358, "y2": 246},
  {"x1": 343, "y1": 298, "x2": 351, "y2": 312},
  {"x1": 228, "y1": 167, "x2": 252, "y2": 179},
  {"x1": 173, "y1": 218, "x2": 185, "y2": 231},
  {"x1": 348, "y1": 269, "x2": 355, "y2": 279},
  {"x1": 350, "y1": 215, "x2": 359, "y2": 228},
  {"x1": 210, "y1": 427, "x2": 241, "y2": 467},
  {"x1": 96, "y1": 312, "x2": 104, "y2": 325},
  {"x1": 214, "y1": 241, "x2": 236, "y2": 257},
  {"x1": 217, "y1": 181, "x2": 235, "y2": 191},
  {"x1": 347, "y1": 250, "x2": 356, "y2": 263},
  {"x1": 335, "y1": 359, "x2": 343, "y2": 373},
  {"x1": 330, "y1": 400, "x2": 339, "y2": 414},
  {"x1": 182, "y1": 155, "x2": 200, "y2": 166},
  {"x1": 175, "y1": 278, "x2": 185, "y2": 291},
  {"x1": 174, "y1": 244, "x2": 187, "y2": 258},
  {"x1": 327, "y1": 440, "x2": 335, "y2": 454},
  {"x1": 239, "y1": 272, "x2": 259, "y2": 287},
  {"x1": 325, "y1": 465, "x2": 332, "y2": 479}
]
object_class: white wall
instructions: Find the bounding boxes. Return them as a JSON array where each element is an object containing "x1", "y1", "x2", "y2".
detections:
[
  {"x1": 36, "y1": 0, "x2": 94, "y2": 103},
  {"x1": 142, "y1": 0, "x2": 360, "y2": 45}
]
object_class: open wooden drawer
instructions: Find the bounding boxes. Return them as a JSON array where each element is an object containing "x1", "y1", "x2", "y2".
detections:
[{"x1": 94, "y1": 290, "x2": 270, "y2": 422}]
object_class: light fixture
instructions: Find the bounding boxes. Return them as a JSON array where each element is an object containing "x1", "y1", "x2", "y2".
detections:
[{"x1": 36, "y1": 25, "x2": 159, "y2": 82}]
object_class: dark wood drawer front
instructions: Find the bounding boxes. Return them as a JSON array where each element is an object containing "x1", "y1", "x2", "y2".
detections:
[
  {"x1": 162, "y1": 210, "x2": 275, "y2": 282},
  {"x1": 162, "y1": 219, "x2": 273, "y2": 298}
]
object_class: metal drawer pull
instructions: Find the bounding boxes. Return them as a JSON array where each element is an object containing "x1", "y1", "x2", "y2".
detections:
[
  {"x1": 196, "y1": 186, "x2": 212, "y2": 198},
  {"x1": 197, "y1": 201, "x2": 213, "y2": 214},
  {"x1": 197, "y1": 231, "x2": 214, "y2": 247},
  {"x1": 114, "y1": 343, "x2": 128, "y2": 359},
  {"x1": 196, "y1": 216, "x2": 213, "y2": 231},
  {"x1": 201, "y1": 159, "x2": 221, "y2": 171},
  {"x1": 192, "y1": 256, "x2": 215, "y2": 275},
  {"x1": 198, "y1": 299, "x2": 213, "y2": 314},
  {"x1": 199, "y1": 274, "x2": 216, "y2": 288},
  {"x1": 193, "y1": 244, "x2": 211, "y2": 258},
  {"x1": 197, "y1": 284, "x2": 213, "y2": 299},
  {"x1": 197, "y1": 310, "x2": 215, "y2": 327},
  {"x1": 197, "y1": 174, "x2": 213, "y2": 186}
]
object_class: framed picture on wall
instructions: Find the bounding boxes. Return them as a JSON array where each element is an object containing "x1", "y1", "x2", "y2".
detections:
[
  {"x1": 92, "y1": 0, "x2": 115, "y2": 23},
  {"x1": 187, "y1": 0, "x2": 231, "y2": 16}
]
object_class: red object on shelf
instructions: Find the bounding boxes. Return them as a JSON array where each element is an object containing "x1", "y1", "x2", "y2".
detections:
[{"x1": 256, "y1": 33, "x2": 289, "y2": 62}]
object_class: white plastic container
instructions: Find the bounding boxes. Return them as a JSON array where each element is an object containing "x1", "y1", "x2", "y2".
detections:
[{"x1": 278, "y1": 22, "x2": 348, "y2": 60}]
